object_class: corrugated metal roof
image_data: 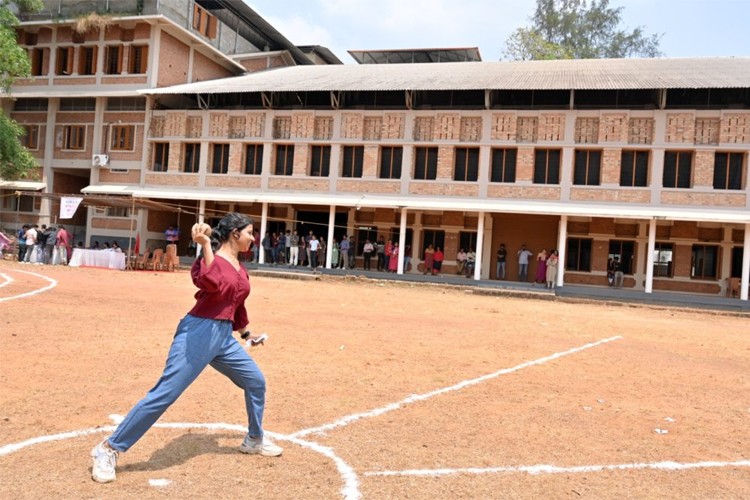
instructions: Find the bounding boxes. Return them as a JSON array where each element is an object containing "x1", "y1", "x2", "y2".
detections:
[
  {"x1": 143, "y1": 57, "x2": 750, "y2": 95},
  {"x1": 348, "y1": 47, "x2": 482, "y2": 64}
]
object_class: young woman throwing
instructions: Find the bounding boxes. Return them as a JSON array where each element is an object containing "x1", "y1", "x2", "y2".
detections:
[{"x1": 91, "y1": 212, "x2": 281, "y2": 483}]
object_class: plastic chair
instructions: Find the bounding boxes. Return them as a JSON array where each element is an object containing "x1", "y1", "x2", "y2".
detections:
[
  {"x1": 165, "y1": 244, "x2": 179, "y2": 271},
  {"x1": 726, "y1": 277, "x2": 740, "y2": 298},
  {"x1": 149, "y1": 248, "x2": 164, "y2": 271},
  {"x1": 135, "y1": 251, "x2": 150, "y2": 270}
]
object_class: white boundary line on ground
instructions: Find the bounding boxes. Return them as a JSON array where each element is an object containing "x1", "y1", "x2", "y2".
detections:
[
  {"x1": 0, "y1": 421, "x2": 362, "y2": 500},
  {"x1": 291, "y1": 335, "x2": 623, "y2": 438},
  {"x1": 0, "y1": 337, "x2": 622, "y2": 499},
  {"x1": 0, "y1": 269, "x2": 57, "y2": 302},
  {"x1": 0, "y1": 273, "x2": 13, "y2": 288},
  {"x1": 364, "y1": 459, "x2": 750, "y2": 477}
]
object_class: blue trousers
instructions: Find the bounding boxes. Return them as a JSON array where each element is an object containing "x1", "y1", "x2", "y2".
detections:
[{"x1": 108, "y1": 315, "x2": 266, "y2": 452}]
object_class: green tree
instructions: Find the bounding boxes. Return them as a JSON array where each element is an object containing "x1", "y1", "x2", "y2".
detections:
[
  {"x1": 0, "y1": 0, "x2": 42, "y2": 180},
  {"x1": 503, "y1": 0, "x2": 662, "y2": 60}
]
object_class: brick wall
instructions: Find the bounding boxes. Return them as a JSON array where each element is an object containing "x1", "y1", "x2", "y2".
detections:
[
  {"x1": 665, "y1": 113, "x2": 695, "y2": 144},
  {"x1": 539, "y1": 113, "x2": 564, "y2": 141},
  {"x1": 693, "y1": 150, "x2": 714, "y2": 187},
  {"x1": 158, "y1": 31, "x2": 189, "y2": 87},
  {"x1": 600, "y1": 148, "x2": 620, "y2": 184},
  {"x1": 721, "y1": 114, "x2": 750, "y2": 144},
  {"x1": 661, "y1": 191, "x2": 747, "y2": 207},
  {"x1": 599, "y1": 113, "x2": 628, "y2": 143},
  {"x1": 569, "y1": 188, "x2": 651, "y2": 203},
  {"x1": 491, "y1": 113, "x2": 516, "y2": 141},
  {"x1": 336, "y1": 180, "x2": 400, "y2": 193}
]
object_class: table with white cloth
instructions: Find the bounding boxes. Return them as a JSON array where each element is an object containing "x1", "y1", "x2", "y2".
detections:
[{"x1": 68, "y1": 248, "x2": 126, "y2": 270}]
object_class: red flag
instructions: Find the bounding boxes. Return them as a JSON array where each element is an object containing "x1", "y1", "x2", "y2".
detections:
[{"x1": 134, "y1": 233, "x2": 140, "y2": 255}]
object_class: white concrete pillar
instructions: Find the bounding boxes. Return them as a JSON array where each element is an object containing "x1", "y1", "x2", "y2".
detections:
[
  {"x1": 397, "y1": 207, "x2": 407, "y2": 274},
  {"x1": 556, "y1": 215, "x2": 568, "y2": 287},
  {"x1": 258, "y1": 202, "x2": 268, "y2": 264},
  {"x1": 473, "y1": 211, "x2": 485, "y2": 280},
  {"x1": 326, "y1": 205, "x2": 336, "y2": 268},
  {"x1": 645, "y1": 218, "x2": 657, "y2": 293}
]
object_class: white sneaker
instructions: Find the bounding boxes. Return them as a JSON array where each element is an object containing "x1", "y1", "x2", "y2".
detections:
[
  {"x1": 91, "y1": 440, "x2": 118, "y2": 483},
  {"x1": 239, "y1": 435, "x2": 283, "y2": 457}
]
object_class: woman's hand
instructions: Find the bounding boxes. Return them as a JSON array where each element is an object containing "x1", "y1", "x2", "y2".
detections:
[{"x1": 191, "y1": 223, "x2": 211, "y2": 246}]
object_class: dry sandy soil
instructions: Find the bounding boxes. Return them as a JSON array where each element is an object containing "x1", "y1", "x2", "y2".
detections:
[{"x1": 1, "y1": 260, "x2": 748, "y2": 499}]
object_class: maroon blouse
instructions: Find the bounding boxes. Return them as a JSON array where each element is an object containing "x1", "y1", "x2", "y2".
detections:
[{"x1": 188, "y1": 255, "x2": 250, "y2": 331}]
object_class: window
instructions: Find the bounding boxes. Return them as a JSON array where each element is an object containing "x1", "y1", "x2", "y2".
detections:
[
  {"x1": 653, "y1": 242, "x2": 674, "y2": 278},
  {"x1": 713, "y1": 152, "x2": 744, "y2": 190},
  {"x1": 60, "y1": 98, "x2": 95, "y2": 111},
  {"x1": 110, "y1": 125, "x2": 135, "y2": 151},
  {"x1": 129, "y1": 45, "x2": 148, "y2": 74},
  {"x1": 310, "y1": 145, "x2": 330, "y2": 177},
  {"x1": 274, "y1": 144, "x2": 294, "y2": 175},
  {"x1": 663, "y1": 151, "x2": 692, "y2": 188},
  {"x1": 30, "y1": 48, "x2": 45, "y2": 76},
  {"x1": 9, "y1": 193, "x2": 35, "y2": 212},
  {"x1": 387, "y1": 228, "x2": 413, "y2": 251},
  {"x1": 105, "y1": 207, "x2": 131, "y2": 218},
  {"x1": 152, "y1": 143, "x2": 169, "y2": 172},
  {"x1": 193, "y1": 3, "x2": 218, "y2": 39},
  {"x1": 14, "y1": 98, "x2": 48, "y2": 111},
  {"x1": 534, "y1": 149, "x2": 561, "y2": 184},
  {"x1": 379, "y1": 146, "x2": 403, "y2": 179},
  {"x1": 21, "y1": 125, "x2": 39, "y2": 150},
  {"x1": 56, "y1": 46, "x2": 73, "y2": 75},
  {"x1": 106, "y1": 97, "x2": 146, "y2": 111},
  {"x1": 211, "y1": 143, "x2": 230, "y2": 174},
  {"x1": 183, "y1": 143, "x2": 201, "y2": 173},
  {"x1": 608, "y1": 240, "x2": 635, "y2": 275},
  {"x1": 105, "y1": 45, "x2": 123, "y2": 75},
  {"x1": 421, "y1": 230, "x2": 445, "y2": 258},
  {"x1": 414, "y1": 146, "x2": 437, "y2": 180},
  {"x1": 691, "y1": 245, "x2": 718, "y2": 279},
  {"x1": 454, "y1": 147, "x2": 479, "y2": 181},
  {"x1": 342, "y1": 146, "x2": 364, "y2": 178},
  {"x1": 566, "y1": 238, "x2": 592, "y2": 271},
  {"x1": 78, "y1": 46, "x2": 97, "y2": 75},
  {"x1": 459, "y1": 231, "x2": 477, "y2": 252},
  {"x1": 24, "y1": 32, "x2": 38, "y2": 46},
  {"x1": 63, "y1": 125, "x2": 85, "y2": 150},
  {"x1": 620, "y1": 150, "x2": 649, "y2": 187},
  {"x1": 490, "y1": 148, "x2": 517, "y2": 183},
  {"x1": 573, "y1": 150, "x2": 602, "y2": 185},
  {"x1": 244, "y1": 144, "x2": 263, "y2": 175}
]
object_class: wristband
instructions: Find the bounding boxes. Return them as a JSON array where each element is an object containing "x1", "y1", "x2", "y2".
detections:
[{"x1": 240, "y1": 330, "x2": 251, "y2": 340}]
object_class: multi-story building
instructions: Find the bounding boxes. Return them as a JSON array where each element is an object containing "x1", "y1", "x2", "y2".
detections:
[
  {"x1": 2, "y1": 2, "x2": 749, "y2": 302},
  {"x1": 2, "y1": 0, "x2": 336, "y2": 244}
]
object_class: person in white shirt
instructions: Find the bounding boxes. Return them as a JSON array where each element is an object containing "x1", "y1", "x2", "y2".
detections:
[
  {"x1": 23, "y1": 225, "x2": 38, "y2": 263},
  {"x1": 456, "y1": 249, "x2": 467, "y2": 275},
  {"x1": 308, "y1": 235, "x2": 320, "y2": 268},
  {"x1": 517, "y1": 244, "x2": 534, "y2": 282}
]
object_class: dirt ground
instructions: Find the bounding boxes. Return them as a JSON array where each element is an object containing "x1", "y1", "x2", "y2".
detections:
[{"x1": 1, "y1": 260, "x2": 748, "y2": 499}]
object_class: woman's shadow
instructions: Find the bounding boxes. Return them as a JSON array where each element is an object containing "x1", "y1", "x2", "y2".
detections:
[{"x1": 119, "y1": 432, "x2": 241, "y2": 473}]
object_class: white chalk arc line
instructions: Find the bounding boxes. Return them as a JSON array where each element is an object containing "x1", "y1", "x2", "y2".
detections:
[
  {"x1": 0, "y1": 421, "x2": 361, "y2": 500},
  {"x1": 364, "y1": 459, "x2": 750, "y2": 477},
  {"x1": 291, "y1": 335, "x2": 623, "y2": 438},
  {"x1": 0, "y1": 269, "x2": 57, "y2": 302},
  {"x1": 0, "y1": 273, "x2": 14, "y2": 288}
]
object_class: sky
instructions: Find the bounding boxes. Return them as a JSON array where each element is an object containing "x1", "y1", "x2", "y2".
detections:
[{"x1": 245, "y1": 0, "x2": 750, "y2": 63}]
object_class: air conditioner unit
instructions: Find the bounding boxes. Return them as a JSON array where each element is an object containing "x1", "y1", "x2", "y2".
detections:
[{"x1": 92, "y1": 154, "x2": 109, "y2": 167}]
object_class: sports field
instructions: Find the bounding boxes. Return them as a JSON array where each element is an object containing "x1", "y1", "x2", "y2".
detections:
[{"x1": 1, "y1": 261, "x2": 748, "y2": 499}]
